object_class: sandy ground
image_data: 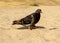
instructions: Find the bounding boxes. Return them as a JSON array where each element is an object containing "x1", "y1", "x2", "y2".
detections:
[
  {"x1": 0, "y1": 0, "x2": 60, "y2": 6},
  {"x1": 0, "y1": 6, "x2": 60, "y2": 43}
]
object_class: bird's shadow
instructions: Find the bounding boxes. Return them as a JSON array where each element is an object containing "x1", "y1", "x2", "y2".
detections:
[
  {"x1": 17, "y1": 26, "x2": 45, "y2": 30},
  {"x1": 49, "y1": 28, "x2": 57, "y2": 30}
]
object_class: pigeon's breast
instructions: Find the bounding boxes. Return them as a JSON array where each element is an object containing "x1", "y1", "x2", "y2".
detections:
[{"x1": 33, "y1": 13, "x2": 40, "y2": 24}]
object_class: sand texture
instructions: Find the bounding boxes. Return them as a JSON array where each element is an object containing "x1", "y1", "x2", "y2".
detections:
[{"x1": 0, "y1": 6, "x2": 60, "y2": 43}]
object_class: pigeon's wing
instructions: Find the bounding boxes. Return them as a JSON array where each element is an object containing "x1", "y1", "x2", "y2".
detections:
[
  {"x1": 24, "y1": 14, "x2": 34, "y2": 26},
  {"x1": 19, "y1": 13, "x2": 35, "y2": 25},
  {"x1": 23, "y1": 13, "x2": 35, "y2": 24},
  {"x1": 23, "y1": 15, "x2": 32, "y2": 24}
]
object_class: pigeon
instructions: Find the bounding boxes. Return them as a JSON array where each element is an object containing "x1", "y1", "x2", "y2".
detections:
[{"x1": 12, "y1": 9, "x2": 42, "y2": 30}]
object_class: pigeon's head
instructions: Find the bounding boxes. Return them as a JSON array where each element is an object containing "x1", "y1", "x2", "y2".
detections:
[{"x1": 35, "y1": 9, "x2": 42, "y2": 13}]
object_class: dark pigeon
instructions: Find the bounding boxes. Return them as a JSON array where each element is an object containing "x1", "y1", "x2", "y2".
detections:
[{"x1": 12, "y1": 9, "x2": 42, "y2": 30}]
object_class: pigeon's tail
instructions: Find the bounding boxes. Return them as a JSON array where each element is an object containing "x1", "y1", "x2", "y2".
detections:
[{"x1": 12, "y1": 20, "x2": 22, "y2": 25}]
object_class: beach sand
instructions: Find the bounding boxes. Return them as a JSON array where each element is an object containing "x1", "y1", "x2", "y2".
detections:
[{"x1": 0, "y1": 6, "x2": 60, "y2": 43}]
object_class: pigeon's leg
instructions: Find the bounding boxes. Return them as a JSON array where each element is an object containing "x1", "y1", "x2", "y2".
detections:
[{"x1": 28, "y1": 25, "x2": 36, "y2": 30}]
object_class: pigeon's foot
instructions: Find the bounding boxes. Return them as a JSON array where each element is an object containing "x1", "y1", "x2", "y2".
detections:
[{"x1": 28, "y1": 25, "x2": 36, "y2": 30}]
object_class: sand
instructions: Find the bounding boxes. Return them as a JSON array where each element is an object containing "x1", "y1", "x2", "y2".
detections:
[
  {"x1": 0, "y1": 0, "x2": 60, "y2": 7},
  {"x1": 0, "y1": 6, "x2": 60, "y2": 43}
]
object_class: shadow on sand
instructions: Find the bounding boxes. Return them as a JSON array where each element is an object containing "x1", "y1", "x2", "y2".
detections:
[
  {"x1": 17, "y1": 26, "x2": 45, "y2": 30},
  {"x1": 49, "y1": 28, "x2": 57, "y2": 30}
]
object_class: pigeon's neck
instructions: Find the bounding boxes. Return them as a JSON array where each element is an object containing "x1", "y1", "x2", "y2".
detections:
[
  {"x1": 35, "y1": 11, "x2": 40, "y2": 14},
  {"x1": 36, "y1": 12, "x2": 40, "y2": 14}
]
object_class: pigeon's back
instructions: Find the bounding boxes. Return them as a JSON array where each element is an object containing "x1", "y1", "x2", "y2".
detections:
[{"x1": 19, "y1": 14, "x2": 32, "y2": 25}]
